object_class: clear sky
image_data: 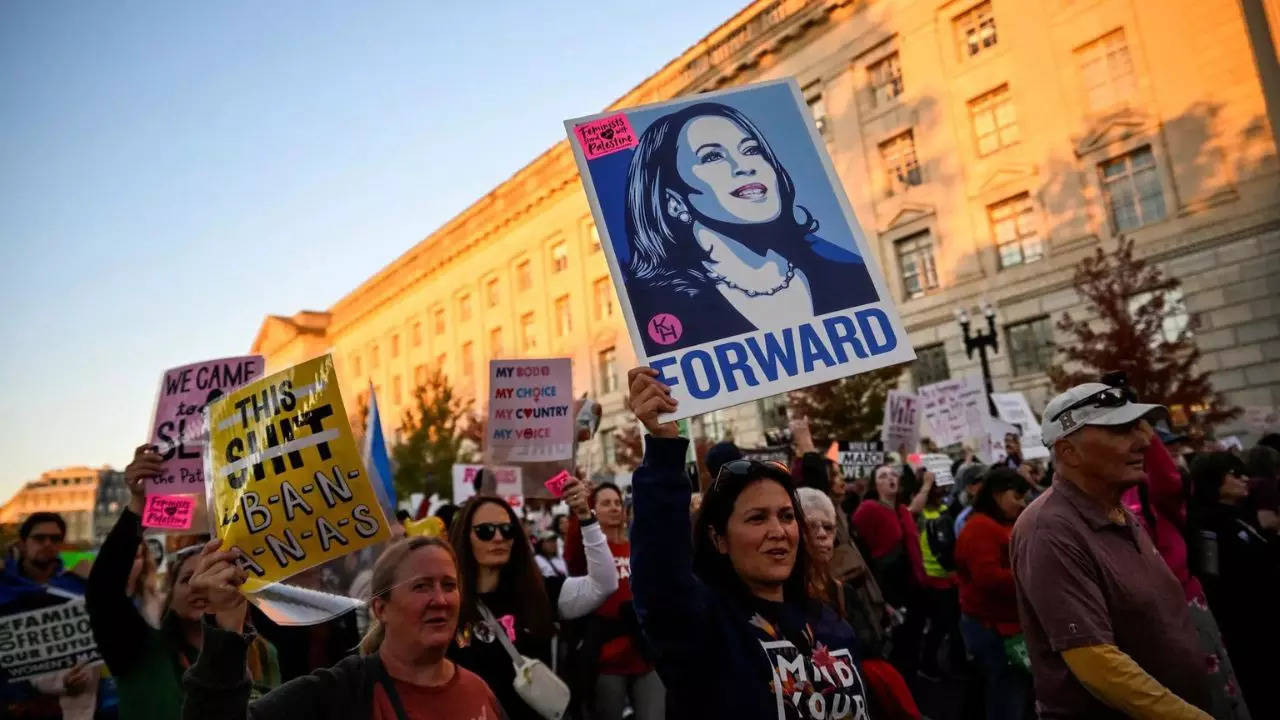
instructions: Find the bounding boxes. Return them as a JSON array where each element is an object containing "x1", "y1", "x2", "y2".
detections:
[{"x1": 0, "y1": 0, "x2": 750, "y2": 499}]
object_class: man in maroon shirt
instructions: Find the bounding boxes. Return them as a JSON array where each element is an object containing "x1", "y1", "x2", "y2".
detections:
[{"x1": 1011, "y1": 383, "x2": 1212, "y2": 719}]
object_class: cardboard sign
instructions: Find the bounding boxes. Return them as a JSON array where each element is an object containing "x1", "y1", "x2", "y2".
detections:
[
  {"x1": 148, "y1": 355, "x2": 264, "y2": 531},
  {"x1": 919, "y1": 376, "x2": 987, "y2": 448},
  {"x1": 990, "y1": 391, "x2": 1050, "y2": 460},
  {"x1": 142, "y1": 494, "x2": 196, "y2": 530},
  {"x1": 206, "y1": 355, "x2": 390, "y2": 593},
  {"x1": 0, "y1": 599, "x2": 100, "y2": 681},
  {"x1": 486, "y1": 358, "x2": 574, "y2": 463},
  {"x1": 920, "y1": 453, "x2": 955, "y2": 486},
  {"x1": 544, "y1": 470, "x2": 571, "y2": 498},
  {"x1": 565, "y1": 78, "x2": 914, "y2": 420},
  {"x1": 880, "y1": 390, "x2": 920, "y2": 452},
  {"x1": 838, "y1": 441, "x2": 885, "y2": 479}
]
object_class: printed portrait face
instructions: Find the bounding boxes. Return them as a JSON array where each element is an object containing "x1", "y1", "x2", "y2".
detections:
[{"x1": 674, "y1": 115, "x2": 781, "y2": 225}]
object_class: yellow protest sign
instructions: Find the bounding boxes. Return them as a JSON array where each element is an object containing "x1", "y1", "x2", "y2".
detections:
[{"x1": 206, "y1": 354, "x2": 389, "y2": 593}]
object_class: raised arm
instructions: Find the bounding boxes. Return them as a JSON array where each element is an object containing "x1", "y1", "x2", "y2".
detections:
[
  {"x1": 86, "y1": 445, "x2": 160, "y2": 676},
  {"x1": 557, "y1": 479, "x2": 619, "y2": 619}
]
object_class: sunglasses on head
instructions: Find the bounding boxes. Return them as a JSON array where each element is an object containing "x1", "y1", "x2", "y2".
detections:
[
  {"x1": 1049, "y1": 385, "x2": 1137, "y2": 422},
  {"x1": 472, "y1": 522, "x2": 516, "y2": 542},
  {"x1": 712, "y1": 459, "x2": 793, "y2": 493}
]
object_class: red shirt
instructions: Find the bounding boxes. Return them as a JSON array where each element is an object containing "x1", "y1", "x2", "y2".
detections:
[
  {"x1": 954, "y1": 511, "x2": 1020, "y2": 635},
  {"x1": 371, "y1": 665, "x2": 503, "y2": 720},
  {"x1": 597, "y1": 539, "x2": 650, "y2": 676}
]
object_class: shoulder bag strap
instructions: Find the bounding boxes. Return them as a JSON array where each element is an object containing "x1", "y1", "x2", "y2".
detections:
[
  {"x1": 372, "y1": 657, "x2": 411, "y2": 720},
  {"x1": 478, "y1": 601, "x2": 526, "y2": 668}
]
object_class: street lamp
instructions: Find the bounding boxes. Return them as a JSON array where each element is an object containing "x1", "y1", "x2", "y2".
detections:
[{"x1": 955, "y1": 300, "x2": 999, "y2": 415}]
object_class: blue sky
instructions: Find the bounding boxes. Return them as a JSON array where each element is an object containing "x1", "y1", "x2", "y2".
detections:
[{"x1": 0, "y1": 0, "x2": 749, "y2": 499}]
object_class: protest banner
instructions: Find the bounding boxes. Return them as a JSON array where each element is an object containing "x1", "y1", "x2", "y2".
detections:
[
  {"x1": 0, "y1": 599, "x2": 99, "y2": 681},
  {"x1": 880, "y1": 390, "x2": 920, "y2": 452},
  {"x1": 142, "y1": 494, "x2": 196, "y2": 531},
  {"x1": 979, "y1": 417, "x2": 1020, "y2": 465},
  {"x1": 452, "y1": 464, "x2": 481, "y2": 504},
  {"x1": 486, "y1": 358, "x2": 574, "y2": 463},
  {"x1": 989, "y1": 391, "x2": 1050, "y2": 460},
  {"x1": 838, "y1": 441, "x2": 884, "y2": 479},
  {"x1": 920, "y1": 453, "x2": 955, "y2": 486},
  {"x1": 206, "y1": 354, "x2": 390, "y2": 594},
  {"x1": 565, "y1": 78, "x2": 914, "y2": 420},
  {"x1": 919, "y1": 376, "x2": 987, "y2": 448},
  {"x1": 147, "y1": 355, "x2": 264, "y2": 530},
  {"x1": 451, "y1": 464, "x2": 523, "y2": 506}
]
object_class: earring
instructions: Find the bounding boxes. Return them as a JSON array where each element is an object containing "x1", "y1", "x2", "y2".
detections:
[{"x1": 677, "y1": 210, "x2": 691, "y2": 224}]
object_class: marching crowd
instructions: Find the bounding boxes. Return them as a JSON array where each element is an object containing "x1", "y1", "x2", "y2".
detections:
[{"x1": 3, "y1": 367, "x2": 1279, "y2": 720}]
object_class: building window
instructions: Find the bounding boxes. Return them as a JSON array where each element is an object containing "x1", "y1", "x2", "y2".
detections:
[
  {"x1": 516, "y1": 259, "x2": 532, "y2": 292},
  {"x1": 520, "y1": 313, "x2": 536, "y2": 351},
  {"x1": 1100, "y1": 146, "x2": 1166, "y2": 232},
  {"x1": 598, "y1": 347, "x2": 619, "y2": 394},
  {"x1": 411, "y1": 322, "x2": 422, "y2": 347},
  {"x1": 414, "y1": 364, "x2": 428, "y2": 387},
  {"x1": 593, "y1": 277, "x2": 614, "y2": 321},
  {"x1": 988, "y1": 194, "x2": 1043, "y2": 269},
  {"x1": 370, "y1": 344, "x2": 380, "y2": 370},
  {"x1": 390, "y1": 333, "x2": 400, "y2": 358},
  {"x1": 880, "y1": 131, "x2": 921, "y2": 195},
  {"x1": 392, "y1": 375, "x2": 402, "y2": 406},
  {"x1": 1007, "y1": 317, "x2": 1055, "y2": 376},
  {"x1": 550, "y1": 242, "x2": 569, "y2": 274},
  {"x1": 895, "y1": 231, "x2": 939, "y2": 300},
  {"x1": 955, "y1": 1, "x2": 998, "y2": 59},
  {"x1": 1129, "y1": 287, "x2": 1191, "y2": 345},
  {"x1": 485, "y1": 278, "x2": 500, "y2": 308},
  {"x1": 351, "y1": 354, "x2": 362, "y2": 378},
  {"x1": 434, "y1": 308, "x2": 446, "y2": 335},
  {"x1": 461, "y1": 342, "x2": 474, "y2": 378},
  {"x1": 554, "y1": 295, "x2": 572, "y2": 337},
  {"x1": 586, "y1": 222, "x2": 601, "y2": 253},
  {"x1": 911, "y1": 343, "x2": 950, "y2": 388},
  {"x1": 459, "y1": 294, "x2": 472, "y2": 322},
  {"x1": 868, "y1": 52, "x2": 903, "y2": 108},
  {"x1": 969, "y1": 85, "x2": 1018, "y2": 156},
  {"x1": 436, "y1": 353, "x2": 447, "y2": 370},
  {"x1": 696, "y1": 410, "x2": 731, "y2": 442},
  {"x1": 490, "y1": 327, "x2": 504, "y2": 357},
  {"x1": 1076, "y1": 30, "x2": 1135, "y2": 113},
  {"x1": 806, "y1": 89, "x2": 829, "y2": 137},
  {"x1": 600, "y1": 428, "x2": 617, "y2": 467}
]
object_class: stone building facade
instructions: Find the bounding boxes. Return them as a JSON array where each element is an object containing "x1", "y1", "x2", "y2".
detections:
[
  {"x1": 253, "y1": 0, "x2": 1280, "y2": 476},
  {"x1": 0, "y1": 466, "x2": 102, "y2": 545}
]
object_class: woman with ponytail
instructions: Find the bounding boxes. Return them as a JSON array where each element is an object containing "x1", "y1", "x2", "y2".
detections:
[{"x1": 181, "y1": 536, "x2": 505, "y2": 720}]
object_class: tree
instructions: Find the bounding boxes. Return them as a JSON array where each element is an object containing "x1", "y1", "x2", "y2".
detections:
[
  {"x1": 787, "y1": 366, "x2": 904, "y2": 446},
  {"x1": 1047, "y1": 235, "x2": 1238, "y2": 426},
  {"x1": 390, "y1": 369, "x2": 476, "y2": 500}
]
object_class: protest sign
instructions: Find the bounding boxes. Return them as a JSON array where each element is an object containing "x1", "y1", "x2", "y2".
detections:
[
  {"x1": 452, "y1": 465, "x2": 481, "y2": 504},
  {"x1": 147, "y1": 355, "x2": 263, "y2": 530},
  {"x1": 565, "y1": 78, "x2": 914, "y2": 420},
  {"x1": 919, "y1": 376, "x2": 987, "y2": 448},
  {"x1": 920, "y1": 453, "x2": 955, "y2": 486},
  {"x1": 979, "y1": 417, "x2": 1020, "y2": 466},
  {"x1": 880, "y1": 390, "x2": 920, "y2": 452},
  {"x1": 544, "y1": 470, "x2": 571, "y2": 498},
  {"x1": 1244, "y1": 406, "x2": 1280, "y2": 433},
  {"x1": 741, "y1": 446, "x2": 791, "y2": 465},
  {"x1": 486, "y1": 358, "x2": 574, "y2": 463},
  {"x1": 838, "y1": 441, "x2": 884, "y2": 479},
  {"x1": 142, "y1": 494, "x2": 196, "y2": 531},
  {"x1": 451, "y1": 464, "x2": 523, "y2": 506},
  {"x1": 0, "y1": 599, "x2": 99, "y2": 681},
  {"x1": 206, "y1": 354, "x2": 390, "y2": 593},
  {"x1": 989, "y1": 392, "x2": 1050, "y2": 460}
]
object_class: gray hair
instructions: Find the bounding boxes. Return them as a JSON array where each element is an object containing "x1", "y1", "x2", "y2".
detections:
[{"x1": 796, "y1": 487, "x2": 835, "y2": 523}]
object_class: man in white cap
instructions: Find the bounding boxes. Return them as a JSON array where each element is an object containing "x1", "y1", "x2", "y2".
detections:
[{"x1": 1010, "y1": 382, "x2": 1212, "y2": 719}]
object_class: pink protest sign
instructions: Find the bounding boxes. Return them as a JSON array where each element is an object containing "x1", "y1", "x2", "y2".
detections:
[
  {"x1": 142, "y1": 494, "x2": 196, "y2": 530},
  {"x1": 573, "y1": 113, "x2": 638, "y2": 160},
  {"x1": 543, "y1": 470, "x2": 571, "y2": 498},
  {"x1": 486, "y1": 358, "x2": 574, "y2": 464}
]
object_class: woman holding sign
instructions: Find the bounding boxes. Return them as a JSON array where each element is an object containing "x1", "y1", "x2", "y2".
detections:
[
  {"x1": 625, "y1": 367, "x2": 871, "y2": 719},
  {"x1": 623, "y1": 103, "x2": 879, "y2": 354},
  {"x1": 86, "y1": 445, "x2": 281, "y2": 719}
]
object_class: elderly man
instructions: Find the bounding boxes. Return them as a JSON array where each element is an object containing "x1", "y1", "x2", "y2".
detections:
[{"x1": 1011, "y1": 383, "x2": 1212, "y2": 719}]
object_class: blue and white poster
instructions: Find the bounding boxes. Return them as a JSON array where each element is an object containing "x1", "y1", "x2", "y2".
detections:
[{"x1": 565, "y1": 78, "x2": 914, "y2": 419}]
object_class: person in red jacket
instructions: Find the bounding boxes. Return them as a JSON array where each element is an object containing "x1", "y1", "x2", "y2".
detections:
[{"x1": 954, "y1": 467, "x2": 1032, "y2": 720}]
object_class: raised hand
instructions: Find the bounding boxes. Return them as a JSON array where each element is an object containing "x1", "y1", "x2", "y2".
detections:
[
  {"x1": 563, "y1": 479, "x2": 593, "y2": 521},
  {"x1": 625, "y1": 367, "x2": 678, "y2": 439},
  {"x1": 188, "y1": 538, "x2": 249, "y2": 631},
  {"x1": 124, "y1": 444, "x2": 163, "y2": 515}
]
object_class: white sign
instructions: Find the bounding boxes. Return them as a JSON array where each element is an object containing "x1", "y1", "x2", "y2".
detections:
[
  {"x1": 487, "y1": 358, "x2": 574, "y2": 463},
  {"x1": 880, "y1": 390, "x2": 920, "y2": 452},
  {"x1": 564, "y1": 78, "x2": 915, "y2": 420},
  {"x1": 920, "y1": 453, "x2": 955, "y2": 486},
  {"x1": 918, "y1": 376, "x2": 986, "y2": 448},
  {"x1": 0, "y1": 599, "x2": 100, "y2": 681},
  {"x1": 979, "y1": 417, "x2": 1020, "y2": 465},
  {"x1": 451, "y1": 465, "x2": 523, "y2": 506},
  {"x1": 990, "y1": 392, "x2": 1050, "y2": 460}
]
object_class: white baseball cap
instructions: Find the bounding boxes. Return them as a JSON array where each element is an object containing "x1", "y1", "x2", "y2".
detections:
[{"x1": 1040, "y1": 382, "x2": 1169, "y2": 447}]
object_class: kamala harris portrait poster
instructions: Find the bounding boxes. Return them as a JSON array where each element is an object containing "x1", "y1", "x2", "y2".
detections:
[{"x1": 565, "y1": 78, "x2": 915, "y2": 420}]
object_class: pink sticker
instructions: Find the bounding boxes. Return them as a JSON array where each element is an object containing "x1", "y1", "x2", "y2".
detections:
[
  {"x1": 647, "y1": 313, "x2": 683, "y2": 345},
  {"x1": 498, "y1": 614, "x2": 517, "y2": 643},
  {"x1": 142, "y1": 494, "x2": 196, "y2": 530},
  {"x1": 544, "y1": 470, "x2": 571, "y2": 498},
  {"x1": 574, "y1": 113, "x2": 638, "y2": 160}
]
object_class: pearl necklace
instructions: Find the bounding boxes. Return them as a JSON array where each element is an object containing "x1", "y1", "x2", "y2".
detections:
[{"x1": 710, "y1": 262, "x2": 796, "y2": 298}]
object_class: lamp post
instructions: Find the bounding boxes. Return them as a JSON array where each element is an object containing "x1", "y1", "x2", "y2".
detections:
[{"x1": 955, "y1": 300, "x2": 999, "y2": 416}]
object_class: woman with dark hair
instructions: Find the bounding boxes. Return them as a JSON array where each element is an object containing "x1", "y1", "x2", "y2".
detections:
[
  {"x1": 623, "y1": 102, "x2": 879, "y2": 354},
  {"x1": 1189, "y1": 452, "x2": 1280, "y2": 719},
  {"x1": 624, "y1": 367, "x2": 869, "y2": 719},
  {"x1": 954, "y1": 467, "x2": 1032, "y2": 720},
  {"x1": 1244, "y1": 444, "x2": 1280, "y2": 533},
  {"x1": 182, "y1": 536, "x2": 504, "y2": 719},
  {"x1": 87, "y1": 445, "x2": 281, "y2": 719},
  {"x1": 447, "y1": 495, "x2": 555, "y2": 720}
]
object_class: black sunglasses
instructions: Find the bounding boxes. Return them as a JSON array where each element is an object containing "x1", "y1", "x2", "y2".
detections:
[
  {"x1": 1049, "y1": 385, "x2": 1137, "y2": 422},
  {"x1": 472, "y1": 522, "x2": 516, "y2": 542},
  {"x1": 712, "y1": 459, "x2": 793, "y2": 493}
]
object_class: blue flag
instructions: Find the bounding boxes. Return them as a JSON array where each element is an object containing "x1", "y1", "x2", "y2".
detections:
[{"x1": 364, "y1": 384, "x2": 396, "y2": 516}]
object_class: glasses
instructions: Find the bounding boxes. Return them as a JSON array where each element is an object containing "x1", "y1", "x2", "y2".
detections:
[
  {"x1": 28, "y1": 533, "x2": 64, "y2": 544},
  {"x1": 1049, "y1": 386, "x2": 1137, "y2": 422},
  {"x1": 712, "y1": 459, "x2": 792, "y2": 493},
  {"x1": 472, "y1": 522, "x2": 516, "y2": 542}
]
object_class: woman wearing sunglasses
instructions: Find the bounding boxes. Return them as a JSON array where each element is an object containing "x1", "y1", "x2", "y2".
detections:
[
  {"x1": 447, "y1": 495, "x2": 555, "y2": 720},
  {"x1": 626, "y1": 367, "x2": 871, "y2": 719}
]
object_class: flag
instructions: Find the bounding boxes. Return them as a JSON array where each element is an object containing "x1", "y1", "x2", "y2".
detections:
[{"x1": 364, "y1": 384, "x2": 396, "y2": 516}]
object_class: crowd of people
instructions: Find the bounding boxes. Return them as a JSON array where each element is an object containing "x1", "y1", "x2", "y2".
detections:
[{"x1": 3, "y1": 368, "x2": 1279, "y2": 720}]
